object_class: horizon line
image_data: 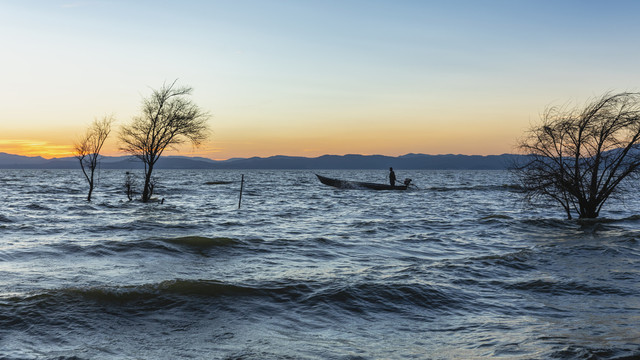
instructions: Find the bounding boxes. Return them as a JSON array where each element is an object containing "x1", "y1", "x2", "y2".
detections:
[{"x1": 0, "y1": 151, "x2": 519, "y2": 162}]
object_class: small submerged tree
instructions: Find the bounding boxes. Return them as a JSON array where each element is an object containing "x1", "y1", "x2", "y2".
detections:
[
  {"x1": 119, "y1": 80, "x2": 210, "y2": 202},
  {"x1": 74, "y1": 115, "x2": 114, "y2": 201},
  {"x1": 124, "y1": 171, "x2": 136, "y2": 201},
  {"x1": 515, "y1": 92, "x2": 640, "y2": 219}
]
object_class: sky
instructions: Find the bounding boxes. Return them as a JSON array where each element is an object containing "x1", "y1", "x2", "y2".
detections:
[{"x1": 1, "y1": 0, "x2": 640, "y2": 160}]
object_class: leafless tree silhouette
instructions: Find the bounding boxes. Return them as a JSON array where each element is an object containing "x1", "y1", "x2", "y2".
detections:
[
  {"x1": 74, "y1": 115, "x2": 114, "y2": 201},
  {"x1": 515, "y1": 92, "x2": 640, "y2": 219},
  {"x1": 119, "y1": 80, "x2": 210, "y2": 202}
]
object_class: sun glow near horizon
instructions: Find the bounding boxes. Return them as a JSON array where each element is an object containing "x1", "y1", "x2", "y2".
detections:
[
  {"x1": 0, "y1": 139, "x2": 73, "y2": 158},
  {"x1": 0, "y1": 121, "x2": 521, "y2": 160}
]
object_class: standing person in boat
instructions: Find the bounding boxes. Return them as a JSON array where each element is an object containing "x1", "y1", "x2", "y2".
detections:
[{"x1": 389, "y1": 167, "x2": 396, "y2": 187}]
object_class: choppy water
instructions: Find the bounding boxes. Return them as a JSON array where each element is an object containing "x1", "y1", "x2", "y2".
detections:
[{"x1": 0, "y1": 169, "x2": 638, "y2": 359}]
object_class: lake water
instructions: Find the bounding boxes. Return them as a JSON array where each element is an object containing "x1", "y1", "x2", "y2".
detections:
[{"x1": 0, "y1": 169, "x2": 638, "y2": 359}]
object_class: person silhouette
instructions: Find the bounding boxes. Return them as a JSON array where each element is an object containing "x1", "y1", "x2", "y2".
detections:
[{"x1": 389, "y1": 167, "x2": 396, "y2": 187}]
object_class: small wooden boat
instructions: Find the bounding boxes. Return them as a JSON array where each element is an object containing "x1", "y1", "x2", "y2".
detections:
[{"x1": 316, "y1": 174, "x2": 411, "y2": 190}]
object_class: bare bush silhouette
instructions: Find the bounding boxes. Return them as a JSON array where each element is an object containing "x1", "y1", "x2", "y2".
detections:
[
  {"x1": 515, "y1": 92, "x2": 640, "y2": 219},
  {"x1": 124, "y1": 171, "x2": 136, "y2": 201}
]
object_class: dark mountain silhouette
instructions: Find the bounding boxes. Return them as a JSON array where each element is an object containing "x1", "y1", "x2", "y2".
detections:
[{"x1": 0, "y1": 152, "x2": 523, "y2": 170}]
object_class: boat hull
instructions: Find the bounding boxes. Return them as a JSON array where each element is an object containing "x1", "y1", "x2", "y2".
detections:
[{"x1": 316, "y1": 174, "x2": 408, "y2": 190}]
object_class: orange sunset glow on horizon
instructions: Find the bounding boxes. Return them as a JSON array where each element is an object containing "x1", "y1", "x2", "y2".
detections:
[{"x1": 2, "y1": 112, "x2": 525, "y2": 160}]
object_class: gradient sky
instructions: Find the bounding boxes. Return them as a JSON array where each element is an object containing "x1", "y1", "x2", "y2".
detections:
[{"x1": 2, "y1": 0, "x2": 640, "y2": 159}]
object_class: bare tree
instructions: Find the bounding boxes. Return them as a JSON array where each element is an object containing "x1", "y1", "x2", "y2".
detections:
[
  {"x1": 119, "y1": 80, "x2": 210, "y2": 202},
  {"x1": 515, "y1": 92, "x2": 640, "y2": 219},
  {"x1": 74, "y1": 115, "x2": 114, "y2": 201}
]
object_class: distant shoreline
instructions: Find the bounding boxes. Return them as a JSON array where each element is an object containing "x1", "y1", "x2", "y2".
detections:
[{"x1": 0, "y1": 152, "x2": 524, "y2": 170}]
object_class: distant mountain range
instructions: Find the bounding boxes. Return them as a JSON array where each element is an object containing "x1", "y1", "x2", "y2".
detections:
[{"x1": 0, "y1": 152, "x2": 524, "y2": 170}]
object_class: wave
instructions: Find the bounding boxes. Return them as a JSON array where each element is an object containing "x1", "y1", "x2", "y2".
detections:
[
  {"x1": 426, "y1": 184, "x2": 524, "y2": 192},
  {"x1": 1, "y1": 236, "x2": 246, "y2": 260},
  {"x1": 504, "y1": 279, "x2": 631, "y2": 296},
  {"x1": 64, "y1": 204, "x2": 98, "y2": 212},
  {"x1": 81, "y1": 217, "x2": 205, "y2": 233},
  {"x1": 60, "y1": 279, "x2": 259, "y2": 302},
  {"x1": 470, "y1": 249, "x2": 536, "y2": 271},
  {"x1": 299, "y1": 281, "x2": 466, "y2": 315},
  {"x1": 622, "y1": 214, "x2": 640, "y2": 221},
  {"x1": 0, "y1": 279, "x2": 260, "y2": 332},
  {"x1": 25, "y1": 203, "x2": 51, "y2": 211},
  {"x1": 0, "y1": 278, "x2": 467, "y2": 325},
  {"x1": 521, "y1": 214, "x2": 640, "y2": 228},
  {"x1": 204, "y1": 181, "x2": 235, "y2": 185},
  {"x1": 158, "y1": 235, "x2": 242, "y2": 248},
  {"x1": 576, "y1": 214, "x2": 640, "y2": 224},
  {"x1": 110, "y1": 236, "x2": 243, "y2": 255},
  {"x1": 1, "y1": 279, "x2": 259, "y2": 311},
  {"x1": 520, "y1": 218, "x2": 578, "y2": 229},
  {"x1": 479, "y1": 214, "x2": 514, "y2": 222},
  {"x1": 549, "y1": 345, "x2": 640, "y2": 360}
]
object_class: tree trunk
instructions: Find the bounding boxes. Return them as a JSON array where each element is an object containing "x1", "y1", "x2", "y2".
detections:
[
  {"x1": 87, "y1": 167, "x2": 95, "y2": 202},
  {"x1": 142, "y1": 164, "x2": 154, "y2": 202},
  {"x1": 87, "y1": 183, "x2": 94, "y2": 202},
  {"x1": 579, "y1": 206, "x2": 599, "y2": 219}
]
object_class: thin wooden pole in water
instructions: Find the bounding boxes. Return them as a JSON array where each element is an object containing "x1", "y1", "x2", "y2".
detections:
[{"x1": 238, "y1": 174, "x2": 244, "y2": 209}]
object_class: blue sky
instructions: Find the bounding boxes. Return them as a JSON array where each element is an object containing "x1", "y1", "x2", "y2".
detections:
[{"x1": 1, "y1": 0, "x2": 640, "y2": 158}]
